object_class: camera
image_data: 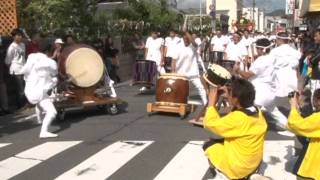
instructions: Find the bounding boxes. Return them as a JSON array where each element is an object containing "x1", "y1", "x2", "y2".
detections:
[{"x1": 288, "y1": 91, "x2": 299, "y2": 98}]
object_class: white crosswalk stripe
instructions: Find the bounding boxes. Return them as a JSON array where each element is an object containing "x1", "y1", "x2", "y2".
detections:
[
  {"x1": 0, "y1": 143, "x2": 11, "y2": 149},
  {"x1": 0, "y1": 140, "x2": 299, "y2": 179},
  {"x1": 262, "y1": 140, "x2": 297, "y2": 180},
  {"x1": 55, "y1": 141, "x2": 153, "y2": 180},
  {"x1": 0, "y1": 141, "x2": 82, "y2": 180},
  {"x1": 154, "y1": 141, "x2": 209, "y2": 180}
]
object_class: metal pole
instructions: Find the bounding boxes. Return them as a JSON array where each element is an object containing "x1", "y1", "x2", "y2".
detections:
[
  {"x1": 200, "y1": 0, "x2": 202, "y2": 33},
  {"x1": 253, "y1": 0, "x2": 255, "y2": 31},
  {"x1": 292, "y1": 0, "x2": 296, "y2": 33}
]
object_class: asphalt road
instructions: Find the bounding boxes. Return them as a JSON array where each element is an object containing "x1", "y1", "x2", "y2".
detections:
[{"x1": 0, "y1": 82, "x2": 304, "y2": 180}]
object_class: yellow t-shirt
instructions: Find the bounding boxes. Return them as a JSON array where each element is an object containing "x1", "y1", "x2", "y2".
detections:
[
  {"x1": 203, "y1": 107, "x2": 267, "y2": 179},
  {"x1": 288, "y1": 109, "x2": 320, "y2": 180}
]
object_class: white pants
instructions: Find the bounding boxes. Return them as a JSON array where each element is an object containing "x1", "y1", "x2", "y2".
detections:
[
  {"x1": 190, "y1": 77, "x2": 208, "y2": 105},
  {"x1": 254, "y1": 85, "x2": 287, "y2": 126},
  {"x1": 36, "y1": 98, "x2": 57, "y2": 134}
]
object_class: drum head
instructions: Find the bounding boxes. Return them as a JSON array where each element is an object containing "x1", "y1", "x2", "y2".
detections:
[
  {"x1": 159, "y1": 73, "x2": 188, "y2": 80},
  {"x1": 203, "y1": 64, "x2": 232, "y2": 87},
  {"x1": 65, "y1": 48, "x2": 104, "y2": 87}
]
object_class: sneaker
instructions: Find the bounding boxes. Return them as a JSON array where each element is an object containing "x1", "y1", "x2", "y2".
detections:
[
  {"x1": 276, "y1": 130, "x2": 295, "y2": 137},
  {"x1": 39, "y1": 132, "x2": 58, "y2": 138},
  {"x1": 139, "y1": 87, "x2": 147, "y2": 92}
]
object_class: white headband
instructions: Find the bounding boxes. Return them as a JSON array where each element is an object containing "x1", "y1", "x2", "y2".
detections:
[
  {"x1": 255, "y1": 43, "x2": 274, "y2": 49},
  {"x1": 276, "y1": 35, "x2": 291, "y2": 40}
]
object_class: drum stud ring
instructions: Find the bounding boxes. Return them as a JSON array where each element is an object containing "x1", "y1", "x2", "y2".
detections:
[{"x1": 164, "y1": 87, "x2": 172, "y2": 94}]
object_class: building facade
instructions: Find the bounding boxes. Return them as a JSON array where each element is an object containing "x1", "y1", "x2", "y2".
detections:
[
  {"x1": 206, "y1": 0, "x2": 243, "y2": 31},
  {"x1": 243, "y1": 7, "x2": 265, "y2": 32}
]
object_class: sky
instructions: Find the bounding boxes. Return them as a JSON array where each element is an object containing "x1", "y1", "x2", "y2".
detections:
[{"x1": 177, "y1": 0, "x2": 286, "y2": 13}]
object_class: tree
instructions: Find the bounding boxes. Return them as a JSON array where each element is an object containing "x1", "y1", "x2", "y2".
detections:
[{"x1": 18, "y1": 0, "x2": 98, "y2": 41}]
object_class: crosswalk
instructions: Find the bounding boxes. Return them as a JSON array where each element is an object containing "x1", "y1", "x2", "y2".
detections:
[{"x1": 0, "y1": 140, "x2": 299, "y2": 180}]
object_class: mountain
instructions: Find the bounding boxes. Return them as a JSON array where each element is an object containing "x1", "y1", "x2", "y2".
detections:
[
  {"x1": 177, "y1": 0, "x2": 286, "y2": 13},
  {"x1": 243, "y1": 0, "x2": 286, "y2": 13}
]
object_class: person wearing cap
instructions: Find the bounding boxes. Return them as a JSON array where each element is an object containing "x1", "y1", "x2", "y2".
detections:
[
  {"x1": 20, "y1": 44, "x2": 59, "y2": 138},
  {"x1": 234, "y1": 38, "x2": 294, "y2": 136},
  {"x1": 171, "y1": 31, "x2": 208, "y2": 105},
  {"x1": 203, "y1": 78, "x2": 267, "y2": 179},
  {"x1": 50, "y1": 38, "x2": 64, "y2": 61},
  {"x1": 5, "y1": 28, "x2": 27, "y2": 109}
]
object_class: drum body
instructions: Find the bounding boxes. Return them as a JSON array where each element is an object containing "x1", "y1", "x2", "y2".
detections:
[
  {"x1": 156, "y1": 74, "x2": 189, "y2": 104},
  {"x1": 59, "y1": 44, "x2": 104, "y2": 88},
  {"x1": 133, "y1": 60, "x2": 157, "y2": 86}
]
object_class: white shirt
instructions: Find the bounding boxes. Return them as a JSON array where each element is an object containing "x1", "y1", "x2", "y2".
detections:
[
  {"x1": 145, "y1": 37, "x2": 164, "y2": 63},
  {"x1": 211, "y1": 36, "x2": 228, "y2": 52},
  {"x1": 165, "y1": 36, "x2": 181, "y2": 58},
  {"x1": 249, "y1": 54, "x2": 276, "y2": 106},
  {"x1": 270, "y1": 44, "x2": 301, "y2": 97},
  {"x1": 249, "y1": 54, "x2": 275, "y2": 88},
  {"x1": 225, "y1": 42, "x2": 248, "y2": 62},
  {"x1": 5, "y1": 42, "x2": 26, "y2": 75},
  {"x1": 172, "y1": 42, "x2": 200, "y2": 78},
  {"x1": 240, "y1": 37, "x2": 253, "y2": 48},
  {"x1": 21, "y1": 53, "x2": 58, "y2": 104},
  {"x1": 195, "y1": 37, "x2": 202, "y2": 54}
]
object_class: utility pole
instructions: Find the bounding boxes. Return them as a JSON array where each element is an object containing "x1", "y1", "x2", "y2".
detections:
[
  {"x1": 292, "y1": 0, "x2": 296, "y2": 33},
  {"x1": 252, "y1": 0, "x2": 256, "y2": 31},
  {"x1": 200, "y1": 0, "x2": 202, "y2": 34}
]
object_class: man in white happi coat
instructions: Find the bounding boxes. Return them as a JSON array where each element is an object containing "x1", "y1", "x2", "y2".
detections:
[
  {"x1": 234, "y1": 38, "x2": 294, "y2": 136},
  {"x1": 20, "y1": 44, "x2": 59, "y2": 138},
  {"x1": 271, "y1": 32, "x2": 301, "y2": 98},
  {"x1": 164, "y1": 30, "x2": 181, "y2": 73},
  {"x1": 172, "y1": 31, "x2": 208, "y2": 105}
]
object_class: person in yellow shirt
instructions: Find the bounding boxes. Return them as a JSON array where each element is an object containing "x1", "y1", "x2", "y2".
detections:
[
  {"x1": 288, "y1": 89, "x2": 320, "y2": 180},
  {"x1": 203, "y1": 78, "x2": 268, "y2": 179}
]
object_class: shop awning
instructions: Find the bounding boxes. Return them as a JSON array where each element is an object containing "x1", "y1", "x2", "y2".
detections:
[{"x1": 309, "y1": 0, "x2": 320, "y2": 12}]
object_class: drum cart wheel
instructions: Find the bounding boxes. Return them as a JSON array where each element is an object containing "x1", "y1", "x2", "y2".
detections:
[
  {"x1": 56, "y1": 109, "x2": 66, "y2": 121},
  {"x1": 106, "y1": 104, "x2": 119, "y2": 115}
]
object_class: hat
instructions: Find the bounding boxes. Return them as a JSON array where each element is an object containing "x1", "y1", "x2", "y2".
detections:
[{"x1": 54, "y1": 38, "x2": 64, "y2": 44}]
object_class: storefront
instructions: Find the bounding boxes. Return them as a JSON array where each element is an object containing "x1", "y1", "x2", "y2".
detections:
[{"x1": 300, "y1": 0, "x2": 320, "y2": 31}]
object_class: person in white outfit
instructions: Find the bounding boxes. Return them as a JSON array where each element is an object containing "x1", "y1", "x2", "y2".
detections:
[
  {"x1": 192, "y1": 33, "x2": 206, "y2": 73},
  {"x1": 140, "y1": 31, "x2": 165, "y2": 92},
  {"x1": 164, "y1": 30, "x2": 181, "y2": 73},
  {"x1": 210, "y1": 31, "x2": 228, "y2": 64},
  {"x1": 172, "y1": 31, "x2": 208, "y2": 105},
  {"x1": 20, "y1": 44, "x2": 59, "y2": 138},
  {"x1": 224, "y1": 33, "x2": 248, "y2": 71},
  {"x1": 5, "y1": 28, "x2": 27, "y2": 108},
  {"x1": 234, "y1": 38, "x2": 293, "y2": 136},
  {"x1": 270, "y1": 32, "x2": 301, "y2": 98}
]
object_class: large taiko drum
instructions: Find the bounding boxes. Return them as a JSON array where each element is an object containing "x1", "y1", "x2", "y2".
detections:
[
  {"x1": 203, "y1": 64, "x2": 232, "y2": 87},
  {"x1": 156, "y1": 74, "x2": 189, "y2": 104},
  {"x1": 59, "y1": 44, "x2": 104, "y2": 88},
  {"x1": 133, "y1": 60, "x2": 157, "y2": 86}
]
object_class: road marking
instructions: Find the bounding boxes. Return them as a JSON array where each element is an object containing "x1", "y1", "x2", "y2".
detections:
[
  {"x1": 0, "y1": 143, "x2": 11, "y2": 149},
  {"x1": 0, "y1": 141, "x2": 81, "y2": 180},
  {"x1": 262, "y1": 140, "x2": 297, "y2": 180},
  {"x1": 154, "y1": 141, "x2": 209, "y2": 180},
  {"x1": 55, "y1": 141, "x2": 153, "y2": 180}
]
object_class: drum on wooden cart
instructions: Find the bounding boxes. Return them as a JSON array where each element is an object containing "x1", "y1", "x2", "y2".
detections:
[
  {"x1": 132, "y1": 60, "x2": 157, "y2": 87},
  {"x1": 147, "y1": 74, "x2": 196, "y2": 118},
  {"x1": 54, "y1": 44, "x2": 123, "y2": 121}
]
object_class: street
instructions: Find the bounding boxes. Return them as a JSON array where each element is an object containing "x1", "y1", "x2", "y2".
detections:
[{"x1": 0, "y1": 82, "x2": 301, "y2": 180}]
